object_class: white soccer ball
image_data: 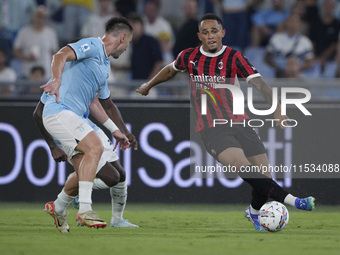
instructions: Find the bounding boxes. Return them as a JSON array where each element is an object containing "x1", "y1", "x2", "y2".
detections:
[{"x1": 259, "y1": 201, "x2": 289, "y2": 232}]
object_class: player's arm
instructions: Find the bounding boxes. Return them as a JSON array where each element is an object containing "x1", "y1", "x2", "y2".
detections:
[
  {"x1": 89, "y1": 94, "x2": 130, "y2": 151},
  {"x1": 32, "y1": 101, "x2": 67, "y2": 162},
  {"x1": 40, "y1": 46, "x2": 77, "y2": 103},
  {"x1": 136, "y1": 63, "x2": 179, "y2": 96},
  {"x1": 248, "y1": 76, "x2": 289, "y2": 129},
  {"x1": 100, "y1": 98, "x2": 138, "y2": 150}
]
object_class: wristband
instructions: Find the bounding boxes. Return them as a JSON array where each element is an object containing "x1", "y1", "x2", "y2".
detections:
[{"x1": 103, "y1": 119, "x2": 119, "y2": 133}]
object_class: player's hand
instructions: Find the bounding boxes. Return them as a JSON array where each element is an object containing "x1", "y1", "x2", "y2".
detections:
[
  {"x1": 136, "y1": 83, "x2": 150, "y2": 96},
  {"x1": 113, "y1": 130, "x2": 130, "y2": 151},
  {"x1": 126, "y1": 133, "x2": 138, "y2": 150},
  {"x1": 40, "y1": 79, "x2": 61, "y2": 103},
  {"x1": 50, "y1": 146, "x2": 67, "y2": 162},
  {"x1": 274, "y1": 108, "x2": 290, "y2": 129}
]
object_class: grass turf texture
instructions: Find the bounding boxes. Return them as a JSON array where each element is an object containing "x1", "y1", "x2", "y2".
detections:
[{"x1": 0, "y1": 203, "x2": 339, "y2": 255}]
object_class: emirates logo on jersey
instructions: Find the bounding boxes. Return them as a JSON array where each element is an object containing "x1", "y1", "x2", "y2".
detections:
[{"x1": 218, "y1": 61, "x2": 223, "y2": 70}]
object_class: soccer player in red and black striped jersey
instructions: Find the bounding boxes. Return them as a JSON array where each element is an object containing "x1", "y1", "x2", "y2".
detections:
[{"x1": 137, "y1": 13, "x2": 315, "y2": 231}]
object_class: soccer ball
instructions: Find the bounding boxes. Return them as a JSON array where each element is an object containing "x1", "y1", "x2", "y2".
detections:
[{"x1": 259, "y1": 201, "x2": 289, "y2": 232}]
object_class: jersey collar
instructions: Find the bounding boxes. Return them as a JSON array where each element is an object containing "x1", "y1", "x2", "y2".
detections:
[
  {"x1": 200, "y1": 45, "x2": 226, "y2": 57},
  {"x1": 98, "y1": 37, "x2": 108, "y2": 59}
]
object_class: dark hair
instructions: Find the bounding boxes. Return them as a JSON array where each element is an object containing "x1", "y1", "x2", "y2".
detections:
[
  {"x1": 199, "y1": 13, "x2": 223, "y2": 28},
  {"x1": 105, "y1": 17, "x2": 133, "y2": 36},
  {"x1": 145, "y1": 0, "x2": 160, "y2": 9},
  {"x1": 127, "y1": 12, "x2": 143, "y2": 26},
  {"x1": 30, "y1": 66, "x2": 45, "y2": 75}
]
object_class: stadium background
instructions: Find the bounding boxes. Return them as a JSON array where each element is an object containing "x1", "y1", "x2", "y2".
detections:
[
  {"x1": 0, "y1": 0, "x2": 340, "y2": 205},
  {"x1": 1, "y1": 88, "x2": 339, "y2": 204}
]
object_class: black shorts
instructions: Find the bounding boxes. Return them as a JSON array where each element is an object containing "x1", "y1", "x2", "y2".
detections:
[{"x1": 201, "y1": 125, "x2": 266, "y2": 161}]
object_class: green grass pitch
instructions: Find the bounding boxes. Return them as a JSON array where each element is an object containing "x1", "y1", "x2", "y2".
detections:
[{"x1": 0, "y1": 203, "x2": 339, "y2": 255}]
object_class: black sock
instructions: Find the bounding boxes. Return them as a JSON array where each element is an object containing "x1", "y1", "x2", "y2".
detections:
[
  {"x1": 239, "y1": 168, "x2": 288, "y2": 203},
  {"x1": 251, "y1": 188, "x2": 268, "y2": 210}
]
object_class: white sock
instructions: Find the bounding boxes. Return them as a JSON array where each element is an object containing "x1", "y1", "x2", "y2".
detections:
[
  {"x1": 54, "y1": 189, "x2": 74, "y2": 215},
  {"x1": 78, "y1": 181, "x2": 93, "y2": 214},
  {"x1": 284, "y1": 194, "x2": 297, "y2": 207},
  {"x1": 250, "y1": 205, "x2": 259, "y2": 215},
  {"x1": 110, "y1": 180, "x2": 127, "y2": 224},
  {"x1": 93, "y1": 178, "x2": 109, "y2": 190}
]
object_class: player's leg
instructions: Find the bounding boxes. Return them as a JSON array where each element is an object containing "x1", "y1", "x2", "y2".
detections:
[
  {"x1": 248, "y1": 153, "x2": 315, "y2": 211},
  {"x1": 246, "y1": 153, "x2": 271, "y2": 225},
  {"x1": 109, "y1": 160, "x2": 139, "y2": 228},
  {"x1": 43, "y1": 111, "x2": 103, "y2": 217},
  {"x1": 217, "y1": 147, "x2": 314, "y2": 231},
  {"x1": 218, "y1": 149, "x2": 315, "y2": 211},
  {"x1": 240, "y1": 126, "x2": 315, "y2": 212},
  {"x1": 44, "y1": 172, "x2": 78, "y2": 233},
  {"x1": 247, "y1": 153, "x2": 271, "y2": 178},
  {"x1": 70, "y1": 130, "x2": 106, "y2": 229},
  {"x1": 216, "y1": 147, "x2": 267, "y2": 230},
  {"x1": 44, "y1": 151, "x2": 118, "y2": 232},
  {"x1": 94, "y1": 129, "x2": 138, "y2": 227}
]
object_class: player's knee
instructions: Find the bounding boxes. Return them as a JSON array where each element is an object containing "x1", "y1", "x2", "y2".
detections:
[
  {"x1": 88, "y1": 142, "x2": 104, "y2": 159},
  {"x1": 119, "y1": 169, "x2": 126, "y2": 182},
  {"x1": 111, "y1": 161, "x2": 126, "y2": 182},
  {"x1": 102, "y1": 171, "x2": 120, "y2": 187}
]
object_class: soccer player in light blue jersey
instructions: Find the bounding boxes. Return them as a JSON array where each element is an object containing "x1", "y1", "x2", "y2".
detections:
[
  {"x1": 34, "y1": 93, "x2": 139, "y2": 232},
  {"x1": 40, "y1": 17, "x2": 133, "y2": 229}
]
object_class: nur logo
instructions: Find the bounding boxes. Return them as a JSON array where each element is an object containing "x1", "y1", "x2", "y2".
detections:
[
  {"x1": 197, "y1": 76, "x2": 312, "y2": 120},
  {"x1": 197, "y1": 83, "x2": 222, "y2": 112}
]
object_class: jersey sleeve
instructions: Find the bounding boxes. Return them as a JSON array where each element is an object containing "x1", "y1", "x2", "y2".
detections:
[
  {"x1": 235, "y1": 53, "x2": 261, "y2": 83},
  {"x1": 40, "y1": 92, "x2": 48, "y2": 104},
  {"x1": 99, "y1": 82, "x2": 110, "y2": 100},
  {"x1": 172, "y1": 50, "x2": 186, "y2": 72},
  {"x1": 67, "y1": 38, "x2": 99, "y2": 60}
]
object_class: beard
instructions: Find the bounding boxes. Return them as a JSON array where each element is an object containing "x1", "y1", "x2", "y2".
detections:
[
  {"x1": 208, "y1": 47, "x2": 218, "y2": 53},
  {"x1": 111, "y1": 52, "x2": 120, "y2": 59}
]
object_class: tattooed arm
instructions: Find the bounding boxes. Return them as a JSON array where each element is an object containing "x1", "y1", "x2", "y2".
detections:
[{"x1": 248, "y1": 76, "x2": 289, "y2": 129}]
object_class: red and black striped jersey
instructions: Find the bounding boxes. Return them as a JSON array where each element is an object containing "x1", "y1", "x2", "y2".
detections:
[{"x1": 173, "y1": 45, "x2": 261, "y2": 132}]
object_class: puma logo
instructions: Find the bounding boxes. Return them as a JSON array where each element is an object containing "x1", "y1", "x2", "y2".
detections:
[{"x1": 190, "y1": 60, "x2": 198, "y2": 66}]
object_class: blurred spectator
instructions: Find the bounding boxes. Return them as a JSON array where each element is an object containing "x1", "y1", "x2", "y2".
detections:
[
  {"x1": 115, "y1": 0, "x2": 138, "y2": 17},
  {"x1": 264, "y1": 14, "x2": 314, "y2": 78},
  {"x1": 27, "y1": 66, "x2": 45, "y2": 94},
  {"x1": 172, "y1": 0, "x2": 201, "y2": 58},
  {"x1": 251, "y1": 0, "x2": 290, "y2": 47},
  {"x1": 44, "y1": 0, "x2": 65, "y2": 44},
  {"x1": 81, "y1": 0, "x2": 120, "y2": 37},
  {"x1": 142, "y1": 0, "x2": 175, "y2": 54},
  {"x1": 0, "y1": 0, "x2": 36, "y2": 34},
  {"x1": 0, "y1": 26, "x2": 16, "y2": 65},
  {"x1": 197, "y1": 0, "x2": 218, "y2": 17},
  {"x1": 0, "y1": 48, "x2": 16, "y2": 97},
  {"x1": 157, "y1": 32, "x2": 174, "y2": 65},
  {"x1": 282, "y1": 55, "x2": 302, "y2": 79},
  {"x1": 127, "y1": 13, "x2": 163, "y2": 80},
  {"x1": 13, "y1": 6, "x2": 58, "y2": 79},
  {"x1": 211, "y1": 0, "x2": 250, "y2": 49},
  {"x1": 290, "y1": 0, "x2": 309, "y2": 35},
  {"x1": 308, "y1": 0, "x2": 340, "y2": 74},
  {"x1": 62, "y1": 0, "x2": 95, "y2": 44},
  {"x1": 110, "y1": 47, "x2": 132, "y2": 82}
]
